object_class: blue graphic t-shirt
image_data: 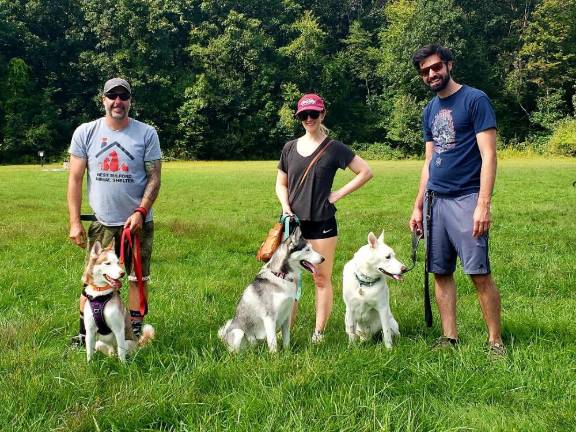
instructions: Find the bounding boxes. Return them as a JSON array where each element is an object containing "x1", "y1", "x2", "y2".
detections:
[
  {"x1": 422, "y1": 85, "x2": 496, "y2": 196},
  {"x1": 69, "y1": 118, "x2": 161, "y2": 226}
]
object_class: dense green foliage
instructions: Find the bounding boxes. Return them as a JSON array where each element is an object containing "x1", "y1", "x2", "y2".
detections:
[
  {"x1": 1, "y1": 159, "x2": 575, "y2": 430},
  {"x1": 547, "y1": 118, "x2": 576, "y2": 156},
  {"x1": 1, "y1": 0, "x2": 575, "y2": 162}
]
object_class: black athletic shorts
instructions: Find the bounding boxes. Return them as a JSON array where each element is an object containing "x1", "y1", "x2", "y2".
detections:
[{"x1": 299, "y1": 217, "x2": 337, "y2": 240}]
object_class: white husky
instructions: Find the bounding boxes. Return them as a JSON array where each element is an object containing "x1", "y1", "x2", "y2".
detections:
[
  {"x1": 82, "y1": 240, "x2": 154, "y2": 362},
  {"x1": 342, "y1": 231, "x2": 406, "y2": 348},
  {"x1": 219, "y1": 226, "x2": 324, "y2": 353}
]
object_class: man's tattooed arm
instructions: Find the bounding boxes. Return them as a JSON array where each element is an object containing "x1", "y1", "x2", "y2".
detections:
[{"x1": 142, "y1": 159, "x2": 162, "y2": 206}]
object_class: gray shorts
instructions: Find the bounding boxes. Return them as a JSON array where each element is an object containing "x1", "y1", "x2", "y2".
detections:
[
  {"x1": 424, "y1": 192, "x2": 490, "y2": 275},
  {"x1": 86, "y1": 221, "x2": 154, "y2": 281}
]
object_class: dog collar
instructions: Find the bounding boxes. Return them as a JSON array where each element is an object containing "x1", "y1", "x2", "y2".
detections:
[
  {"x1": 86, "y1": 283, "x2": 114, "y2": 292},
  {"x1": 354, "y1": 272, "x2": 381, "y2": 287},
  {"x1": 270, "y1": 270, "x2": 295, "y2": 283}
]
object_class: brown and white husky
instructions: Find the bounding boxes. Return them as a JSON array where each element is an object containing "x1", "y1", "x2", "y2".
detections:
[{"x1": 82, "y1": 239, "x2": 154, "y2": 362}]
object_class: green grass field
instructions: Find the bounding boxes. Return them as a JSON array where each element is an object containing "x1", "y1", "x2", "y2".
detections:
[{"x1": 1, "y1": 159, "x2": 575, "y2": 431}]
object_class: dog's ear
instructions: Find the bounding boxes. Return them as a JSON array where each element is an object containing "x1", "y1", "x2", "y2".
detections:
[
  {"x1": 368, "y1": 232, "x2": 378, "y2": 249},
  {"x1": 90, "y1": 240, "x2": 102, "y2": 257},
  {"x1": 84, "y1": 241, "x2": 101, "y2": 284},
  {"x1": 105, "y1": 238, "x2": 115, "y2": 251},
  {"x1": 290, "y1": 225, "x2": 302, "y2": 244},
  {"x1": 378, "y1": 230, "x2": 385, "y2": 243}
]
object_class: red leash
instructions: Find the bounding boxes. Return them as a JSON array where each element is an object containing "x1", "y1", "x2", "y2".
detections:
[{"x1": 119, "y1": 227, "x2": 147, "y2": 316}]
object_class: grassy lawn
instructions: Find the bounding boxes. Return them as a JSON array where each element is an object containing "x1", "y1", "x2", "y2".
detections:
[{"x1": 0, "y1": 158, "x2": 575, "y2": 431}]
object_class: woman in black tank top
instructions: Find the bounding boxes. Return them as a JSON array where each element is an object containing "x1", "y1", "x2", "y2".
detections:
[{"x1": 275, "y1": 93, "x2": 373, "y2": 344}]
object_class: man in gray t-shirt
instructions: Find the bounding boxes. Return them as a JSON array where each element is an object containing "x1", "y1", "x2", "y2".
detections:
[{"x1": 67, "y1": 77, "x2": 162, "y2": 346}]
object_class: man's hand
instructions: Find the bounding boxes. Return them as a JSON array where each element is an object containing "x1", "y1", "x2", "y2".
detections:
[
  {"x1": 69, "y1": 222, "x2": 87, "y2": 248},
  {"x1": 409, "y1": 206, "x2": 423, "y2": 234},
  {"x1": 124, "y1": 212, "x2": 144, "y2": 233},
  {"x1": 472, "y1": 201, "x2": 491, "y2": 238}
]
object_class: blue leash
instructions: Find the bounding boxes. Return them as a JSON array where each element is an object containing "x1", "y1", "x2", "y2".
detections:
[
  {"x1": 279, "y1": 214, "x2": 298, "y2": 240},
  {"x1": 280, "y1": 214, "x2": 303, "y2": 300}
]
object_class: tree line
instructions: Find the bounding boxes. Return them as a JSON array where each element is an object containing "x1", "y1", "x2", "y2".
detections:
[{"x1": 1, "y1": 0, "x2": 575, "y2": 163}]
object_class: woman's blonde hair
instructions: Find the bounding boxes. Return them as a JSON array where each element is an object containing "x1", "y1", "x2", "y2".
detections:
[{"x1": 320, "y1": 110, "x2": 330, "y2": 136}]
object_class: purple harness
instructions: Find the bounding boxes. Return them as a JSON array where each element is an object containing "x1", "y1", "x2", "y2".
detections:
[{"x1": 84, "y1": 289, "x2": 114, "y2": 335}]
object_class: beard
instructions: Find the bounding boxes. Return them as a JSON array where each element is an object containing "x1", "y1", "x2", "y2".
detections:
[
  {"x1": 106, "y1": 105, "x2": 129, "y2": 120},
  {"x1": 429, "y1": 71, "x2": 451, "y2": 93}
]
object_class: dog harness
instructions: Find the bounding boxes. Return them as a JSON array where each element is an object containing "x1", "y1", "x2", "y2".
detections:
[{"x1": 83, "y1": 288, "x2": 114, "y2": 336}]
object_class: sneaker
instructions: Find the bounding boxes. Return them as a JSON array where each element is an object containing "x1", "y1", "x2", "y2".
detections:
[
  {"x1": 430, "y1": 336, "x2": 459, "y2": 351},
  {"x1": 311, "y1": 330, "x2": 325, "y2": 344},
  {"x1": 487, "y1": 341, "x2": 507, "y2": 358},
  {"x1": 70, "y1": 333, "x2": 85, "y2": 348}
]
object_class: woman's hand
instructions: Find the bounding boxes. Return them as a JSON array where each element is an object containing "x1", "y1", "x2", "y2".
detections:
[{"x1": 328, "y1": 191, "x2": 341, "y2": 204}]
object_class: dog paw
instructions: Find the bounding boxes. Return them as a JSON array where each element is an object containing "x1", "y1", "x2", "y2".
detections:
[{"x1": 95, "y1": 341, "x2": 115, "y2": 357}]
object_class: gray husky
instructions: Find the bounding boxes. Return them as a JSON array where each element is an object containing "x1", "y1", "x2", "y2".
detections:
[{"x1": 219, "y1": 226, "x2": 324, "y2": 352}]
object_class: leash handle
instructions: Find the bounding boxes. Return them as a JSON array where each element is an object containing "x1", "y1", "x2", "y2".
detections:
[
  {"x1": 280, "y1": 214, "x2": 300, "y2": 240},
  {"x1": 404, "y1": 230, "x2": 424, "y2": 273},
  {"x1": 120, "y1": 227, "x2": 147, "y2": 316}
]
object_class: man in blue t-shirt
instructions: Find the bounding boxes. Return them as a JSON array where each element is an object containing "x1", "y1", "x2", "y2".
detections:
[{"x1": 409, "y1": 45, "x2": 505, "y2": 356}]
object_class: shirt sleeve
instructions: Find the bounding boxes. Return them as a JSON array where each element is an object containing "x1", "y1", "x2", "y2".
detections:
[
  {"x1": 471, "y1": 94, "x2": 497, "y2": 133},
  {"x1": 144, "y1": 127, "x2": 162, "y2": 161},
  {"x1": 278, "y1": 140, "x2": 293, "y2": 173},
  {"x1": 69, "y1": 125, "x2": 88, "y2": 159},
  {"x1": 334, "y1": 141, "x2": 355, "y2": 169}
]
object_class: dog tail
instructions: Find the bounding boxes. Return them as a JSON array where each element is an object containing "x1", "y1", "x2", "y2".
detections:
[{"x1": 138, "y1": 324, "x2": 156, "y2": 346}]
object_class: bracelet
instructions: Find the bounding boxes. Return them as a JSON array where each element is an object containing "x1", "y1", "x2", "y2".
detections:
[{"x1": 134, "y1": 207, "x2": 148, "y2": 218}]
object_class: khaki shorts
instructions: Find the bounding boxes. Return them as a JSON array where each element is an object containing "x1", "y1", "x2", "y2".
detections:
[{"x1": 86, "y1": 221, "x2": 154, "y2": 281}]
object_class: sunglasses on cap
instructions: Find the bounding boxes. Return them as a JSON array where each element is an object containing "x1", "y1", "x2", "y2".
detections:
[
  {"x1": 105, "y1": 92, "x2": 131, "y2": 101},
  {"x1": 418, "y1": 61, "x2": 446, "y2": 77},
  {"x1": 296, "y1": 110, "x2": 321, "y2": 121}
]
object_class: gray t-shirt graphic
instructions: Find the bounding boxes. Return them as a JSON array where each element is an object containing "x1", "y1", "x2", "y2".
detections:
[{"x1": 69, "y1": 118, "x2": 161, "y2": 226}]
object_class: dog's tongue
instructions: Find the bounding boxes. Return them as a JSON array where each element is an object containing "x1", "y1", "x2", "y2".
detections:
[
  {"x1": 301, "y1": 261, "x2": 316, "y2": 274},
  {"x1": 105, "y1": 275, "x2": 122, "y2": 289},
  {"x1": 393, "y1": 275, "x2": 403, "y2": 281}
]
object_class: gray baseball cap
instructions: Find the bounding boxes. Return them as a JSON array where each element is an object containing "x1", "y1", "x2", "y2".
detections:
[{"x1": 103, "y1": 78, "x2": 131, "y2": 95}]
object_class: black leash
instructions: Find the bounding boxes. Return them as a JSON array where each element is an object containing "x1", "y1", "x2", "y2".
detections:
[
  {"x1": 405, "y1": 193, "x2": 433, "y2": 327},
  {"x1": 423, "y1": 191, "x2": 434, "y2": 328}
]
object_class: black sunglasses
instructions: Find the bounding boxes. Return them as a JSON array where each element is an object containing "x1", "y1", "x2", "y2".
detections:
[
  {"x1": 296, "y1": 110, "x2": 321, "y2": 121},
  {"x1": 105, "y1": 92, "x2": 131, "y2": 101},
  {"x1": 418, "y1": 61, "x2": 446, "y2": 77}
]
